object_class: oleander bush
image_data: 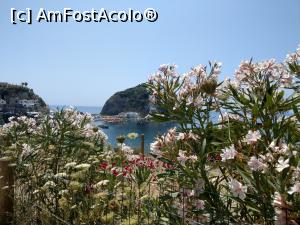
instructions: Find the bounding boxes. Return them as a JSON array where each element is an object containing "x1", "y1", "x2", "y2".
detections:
[
  {"x1": 147, "y1": 45, "x2": 300, "y2": 224},
  {"x1": 0, "y1": 45, "x2": 300, "y2": 225}
]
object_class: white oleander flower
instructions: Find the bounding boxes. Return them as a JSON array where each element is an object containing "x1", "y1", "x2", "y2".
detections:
[
  {"x1": 275, "y1": 157, "x2": 289, "y2": 172},
  {"x1": 220, "y1": 145, "x2": 237, "y2": 162},
  {"x1": 288, "y1": 182, "x2": 300, "y2": 195},
  {"x1": 21, "y1": 143, "x2": 33, "y2": 158},
  {"x1": 177, "y1": 132, "x2": 186, "y2": 141}
]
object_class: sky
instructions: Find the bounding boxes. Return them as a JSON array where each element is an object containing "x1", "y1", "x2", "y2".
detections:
[{"x1": 1, "y1": 0, "x2": 300, "y2": 106}]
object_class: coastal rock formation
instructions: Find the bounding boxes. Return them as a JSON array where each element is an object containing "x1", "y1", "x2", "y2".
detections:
[
  {"x1": 101, "y1": 84, "x2": 150, "y2": 116},
  {"x1": 0, "y1": 82, "x2": 48, "y2": 123}
]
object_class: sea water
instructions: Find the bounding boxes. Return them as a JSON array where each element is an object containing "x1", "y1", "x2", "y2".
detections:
[{"x1": 50, "y1": 105, "x2": 175, "y2": 151}]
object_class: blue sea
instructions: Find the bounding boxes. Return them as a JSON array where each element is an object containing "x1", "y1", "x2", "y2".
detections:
[{"x1": 50, "y1": 105, "x2": 175, "y2": 151}]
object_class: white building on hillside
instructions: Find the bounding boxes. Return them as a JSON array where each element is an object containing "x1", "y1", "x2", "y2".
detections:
[{"x1": 18, "y1": 99, "x2": 38, "y2": 107}]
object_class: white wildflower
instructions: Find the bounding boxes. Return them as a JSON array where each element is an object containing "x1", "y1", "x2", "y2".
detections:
[
  {"x1": 75, "y1": 163, "x2": 91, "y2": 170},
  {"x1": 65, "y1": 162, "x2": 77, "y2": 168},
  {"x1": 93, "y1": 180, "x2": 109, "y2": 189},
  {"x1": 54, "y1": 173, "x2": 67, "y2": 179},
  {"x1": 43, "y1": 181, "x2": 56, "y2": 188}
]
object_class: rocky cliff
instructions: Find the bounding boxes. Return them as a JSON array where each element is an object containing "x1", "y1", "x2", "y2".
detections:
[{"x1": 101, "y1": 84, "x2": 150, "y2": 116}]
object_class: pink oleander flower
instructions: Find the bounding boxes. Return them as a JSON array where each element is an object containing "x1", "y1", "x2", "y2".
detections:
[
  {"x1": 164, "y1": 127, "x2": 177, "y2": 144},
  {"x1": 220, "y1": 144, "x2": 237, "y2": 162},
  {"x1": 273, "y1": 192, "x2": 289, "y2": 225},
  {"x1": 195, "y1": 200, "x2": 205, "y2": 210},
  {"x1": 248, "y1": 156, "x2": 267, "y2": 172},
  {"x1": 288, "y1": 182, "x2": 300, "y2": 195},
  {"x1": 177, "y1": 150, "x2": 189, "y2": 166},
  {"x1": 177, "y1": 132, "x2": 186, "y2": 141},
  {"x1": 189, "y1": 155, "x2": 198, "y2": 163},
  {"x1": 245, "y1": 130, "x2": 261, "y2": 144},
  {"x1": 228, "y1": 179, "x2": 247, "y2": 200},
  {"x1": 150, "y1": 138, "x2": 164, "y2": 157},
  {"x1": 187, "y1": 130, "x2": 198, "y2": 140}
]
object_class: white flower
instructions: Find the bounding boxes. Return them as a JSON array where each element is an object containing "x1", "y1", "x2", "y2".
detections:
[
  {"x1": 245, "y1": 130, "x2": 261, "y2": 144},
  {"x1": 275, "y1": 157, "x2": 289, "y2": 172},
  {"x1": 164, "y1": 128, "x2": 176, "y2": 144},
  {"x1": 260, "y1": 153, "x2": 274, "y2": 163},
  {"x1": 75, "y1": 163, "x2": 91, "y2": 170},
  {"x1": 65, "y1": 162, "x2": 77, "y2": 168},
  {"x1": 118, "y1": 143, "x2": 134, "y2": 155},
  {"x1": 93, "y1": 180, "x2": 109, "y2": 189},
  {"x1": 288, "y1": 182, "x2": 300, "y2": 195},
  {"x1": 150, "y1": 138, "x2": 164, "y2": 157},
  {"x1": 228, "y1": 179, "x2": 247, "y2": 200},
  {"x1": 127, "y1": 132, "x2": 138, "y2": 139},
  {"x1": 248, "y1": 156, "x2": 267, "y2": 172},
  {"x1": 220, "y1": 144, "x2": 237, "y2": 162},
  {"x1": 58, "y1": 189, "x2": 69, "y2": 195},
  {"x1": 20, "y1": 143, "x2": 33, "y2": 158},
  {"x1": 54, "y1": 173, "x2": 67, "y2": 179},
  {"x1": 177, "y1": 132, "x2": 186, "y2": 141},
  {"x1": 187, "y1": 130, "x2": 198, "y2": 140},
  {"x1": 43, "y1": 181, "x2": 56, "y2": 188},
  {"x1": 177, "y1": 150, "x2": 188, "y2": 166},
  {"x1": 273, "y1": 192, "x2": 289, "y2": 225}
]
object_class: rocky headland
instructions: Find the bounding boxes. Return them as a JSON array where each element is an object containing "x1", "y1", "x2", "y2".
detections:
[{"x1": 100, "y1": 83, "x2": 152, "y2": 123}]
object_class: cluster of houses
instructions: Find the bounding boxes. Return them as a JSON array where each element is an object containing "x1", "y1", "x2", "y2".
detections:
[
  {"x1": 0, "y1": 98, "x2": 41, "y2": 124},
  {"x1": 0, "y1": 99, "x2": 39, "y2": 107}
]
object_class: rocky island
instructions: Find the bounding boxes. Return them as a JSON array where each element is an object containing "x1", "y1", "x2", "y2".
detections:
[
  {"x1": 0, "y1": 82, "x2": 48, "y2": 124},
  {"x1": 100, "y1": 83, "x2": 152, "y2": 123}
]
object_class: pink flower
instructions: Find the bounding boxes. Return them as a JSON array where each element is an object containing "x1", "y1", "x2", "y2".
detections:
[
  {"x1": 195, "y1": 200, "x2": 205, "y2": 210},
  {"x1": 245, "y1": 130, "x2": 261, "y2": 144},
  {"x1": 288, "y1": 182, "x2": 300, "y2": 195},
  {"x1": 189, "y1": 155, "x2": 198, "y2": 163},
  {"x1": 228, "y1": 179, "x2": 247, "y2": 200},
  {"x1": 248, "y1": 156, "x2": 267, "y2": 172},
  {"x1": 177, "y1": 150, "x2": 188, "y2": 166}
]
